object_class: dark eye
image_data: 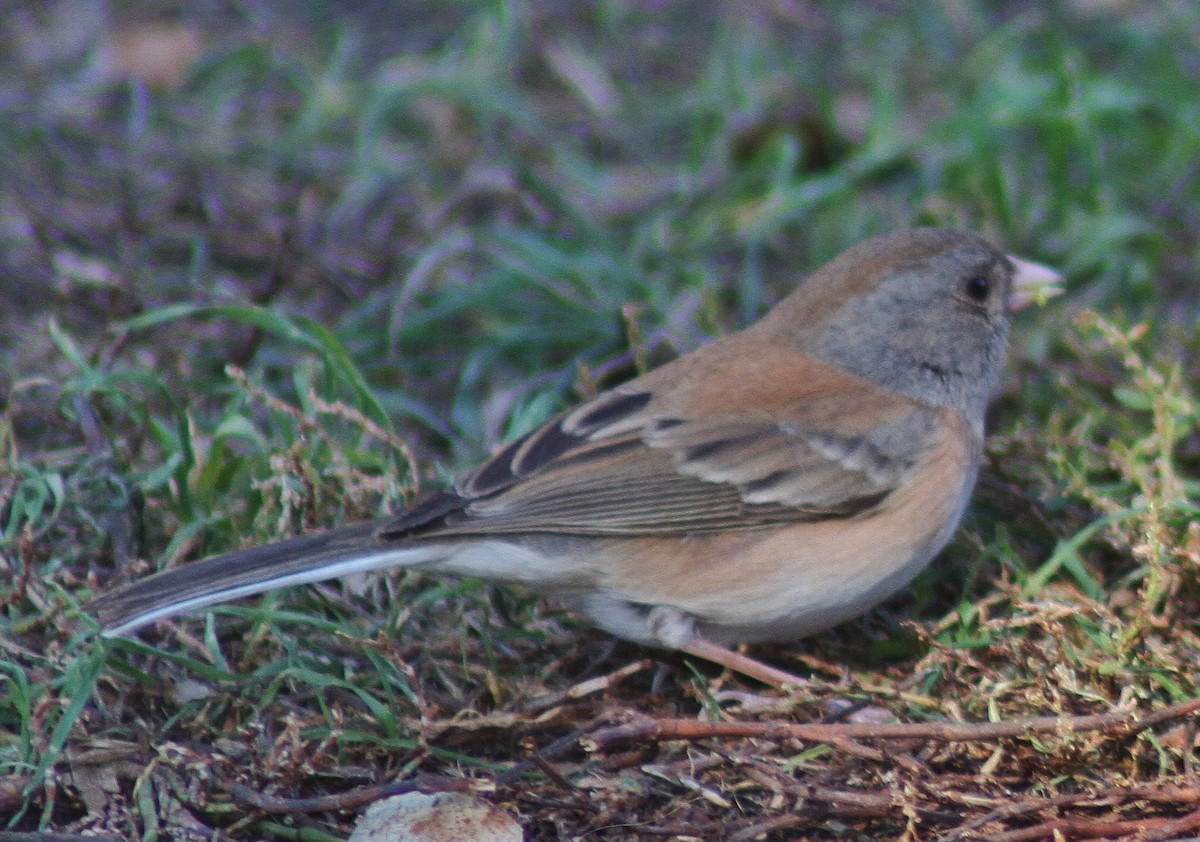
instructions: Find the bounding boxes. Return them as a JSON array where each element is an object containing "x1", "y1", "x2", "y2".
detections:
[{"x1": 964, "y1": 274, "x2": 991, "y2": 302}]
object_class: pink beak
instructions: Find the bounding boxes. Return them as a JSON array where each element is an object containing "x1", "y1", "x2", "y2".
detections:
[{"x1": 1007, "y1": 255, "x2": 1063, "y2": 311}]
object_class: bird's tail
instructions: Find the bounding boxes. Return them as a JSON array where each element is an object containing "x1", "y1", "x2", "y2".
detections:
[{"x1": 89, "y1": 522, "x2": 444, "y2": 637}]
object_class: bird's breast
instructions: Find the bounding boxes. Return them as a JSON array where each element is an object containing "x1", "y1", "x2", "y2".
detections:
[{"x1": 599, "y1": 415, "x2": 980, "y2": 644}]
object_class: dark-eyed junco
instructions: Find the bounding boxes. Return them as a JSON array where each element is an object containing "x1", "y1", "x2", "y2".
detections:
[{"x1": 90, "y1": 228, "x2": 1059, "y2": 686}]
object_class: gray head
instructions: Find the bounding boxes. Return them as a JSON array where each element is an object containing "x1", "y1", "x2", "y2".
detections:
[{"x1": 763, "y1": 228, "x2": 1038, "y2": 432}]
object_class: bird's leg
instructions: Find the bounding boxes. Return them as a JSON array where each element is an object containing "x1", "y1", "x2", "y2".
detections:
[
  {"x1": 679, "y1": 635, "x2": 810, "y2": 689},
  {"x1": 647, "y1": 606, "x2": 809, "y2": 689}
]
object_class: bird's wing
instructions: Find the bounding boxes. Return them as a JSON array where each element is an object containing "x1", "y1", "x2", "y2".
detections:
[{"x1": 382, "y1": 350, "x2": 951, "y2": 539}]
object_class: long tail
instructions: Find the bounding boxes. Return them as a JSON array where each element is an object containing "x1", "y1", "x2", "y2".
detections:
[{"x1": 90, "y1": 522, "x2": 444, "y2": 637}]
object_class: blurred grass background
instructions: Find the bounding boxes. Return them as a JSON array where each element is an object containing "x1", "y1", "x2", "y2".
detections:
[{"x1": 1, "y1": 1, "x2": 1198, "y2": 839}]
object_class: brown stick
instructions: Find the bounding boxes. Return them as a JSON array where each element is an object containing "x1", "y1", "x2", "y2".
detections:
[
  {"x1": 947, "y1": 784, "x2": 1200, "y2": 840},
  {"x1": 228, "y1": 776, "x2": 471, "y2": 814},
  {"x1": 584, "y1": 696, "x2": 1200, "y2": 751},
  {"x1": 987, "y1": 808, "x2": 1200, "y2": 842},
  {"x1": 1140, "y1": 804, "x2": 1200, "y2": 842}
]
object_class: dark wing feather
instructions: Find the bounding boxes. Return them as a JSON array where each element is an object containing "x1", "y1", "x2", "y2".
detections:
[{"x1": 385, "y1": 387, "x2": 941, "y2": 539}]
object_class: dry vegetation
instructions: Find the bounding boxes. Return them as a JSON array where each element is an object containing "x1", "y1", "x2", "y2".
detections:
[{"x1": 1, "y1": 1, "x2": 1199, "y2": 839}]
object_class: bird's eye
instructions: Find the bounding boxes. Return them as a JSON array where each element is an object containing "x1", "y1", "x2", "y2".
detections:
[{"x1": 964, "y1": 274, "x2": 991, "y2": 302}]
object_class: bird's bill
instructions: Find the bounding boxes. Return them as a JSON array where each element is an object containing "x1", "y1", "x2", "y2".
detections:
[{"x1": 1007, "y1": 255, "x2": 1063, "y2": 310}]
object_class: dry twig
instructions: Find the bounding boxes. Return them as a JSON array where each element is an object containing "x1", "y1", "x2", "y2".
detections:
[{"x1": 584, "y1": 696, "x2": 1200, "y2": 751}]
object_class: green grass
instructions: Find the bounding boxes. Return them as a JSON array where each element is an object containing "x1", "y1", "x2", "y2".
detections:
[{"x1": 1, "y1": 1, "x2": 1199, "y2": 839}]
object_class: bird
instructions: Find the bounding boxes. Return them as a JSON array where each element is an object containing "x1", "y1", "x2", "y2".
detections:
[{"x1": 89, "y1": 228, "x2": 1060, "y2": 687}]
